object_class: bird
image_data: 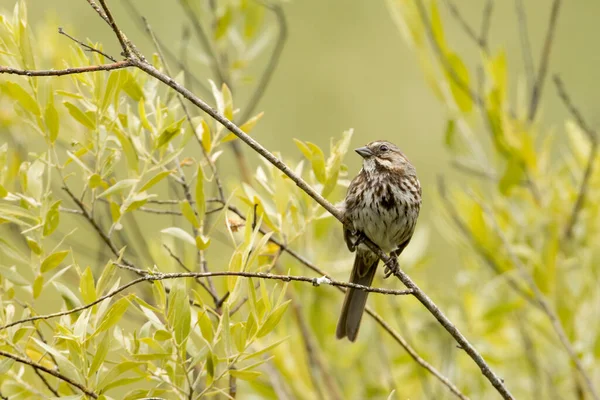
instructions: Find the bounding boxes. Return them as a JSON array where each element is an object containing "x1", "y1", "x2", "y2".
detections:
[{"x1": 336, "y1": 140, "x2": 422, "y2": 341}]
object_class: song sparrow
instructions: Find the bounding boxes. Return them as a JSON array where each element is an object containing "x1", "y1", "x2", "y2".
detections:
[{"x1": 336, "y1": 140, "x2": 422, "y2": 341}]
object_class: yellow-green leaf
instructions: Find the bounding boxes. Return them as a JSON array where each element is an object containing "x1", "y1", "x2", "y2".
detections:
[
  {"x1": 257, "y1": 299, "x2": 290, "y2": 338},
  {"x1": 214, "y1": 6, "x2": 232, "y2": 40},
  {"x1": 445, "y1": 52, "x2": 473, "y2": 113},
  {"x1": 199, "y1": 119, "x2": 211, "y2": 152},
  {"x1": 229, "y1": 369, "x2": 261, "y2": 381},
  {"x1": 221, "y1": 83, "x2": 233, "y2": 120},
  {"x1": 64, "y1": 101, "x2": 95, "y2": 130},
  {"x1": 498, "y1": 158, "x2": 523, "y2": 196},
  {"x1": 32, "y1": 274, "x2": 43, "y2": 298},
  {"x1": 42, "y1": 200, "x2": 61, "y2": 237},
  {"x1": 25, "y1": 236, "x2": 41, "y2": 255},
  {"x1": 44, "y1": 94, "x2": 59, "y2": 143},
  {"x1": 239, "y1": 112, "x2": 264, "y2": 134},
  {"x1": 161, "y1": 227, "x2": 195, "y2": 246},
  {"x1": 1, "y1": 81, "x2": 40, "y2": 115},
  {"x1": 96, "y1": 296, "x2": 130, "y2": 334},
  {"x1": 195, "y1": 234, "x2": 211, "y2": 250},
  {"x1": 156, "y1": 117, "x2": 185, "y2": 148},
  {"x1": 180, "y1": 201, "x2": 199, "y2": 229},
  {"x1": 139, "y1": 170, "x2": 172, "y2": 192},
  {"x1": 97, "y1": 179, "x2": 138, "y2": 199},
  {"x1": 40, "y1": 250, "x2": 69, "y2": 273},
  {"x1": 80, "y1": 266, "x2": 96, "y2": 304}
]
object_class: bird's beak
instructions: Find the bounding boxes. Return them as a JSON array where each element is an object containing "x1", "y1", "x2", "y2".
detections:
[{"x1": 355, "y1": 146, "x2": 373, "y2": 159}]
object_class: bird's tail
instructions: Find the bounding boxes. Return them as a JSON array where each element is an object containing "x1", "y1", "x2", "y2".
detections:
[{"x1": 336, "y1": 251, "x2": 378, "y2": 341}]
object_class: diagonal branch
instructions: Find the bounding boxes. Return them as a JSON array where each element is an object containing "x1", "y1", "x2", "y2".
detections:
[
  {"x1": 0, "y1": 61, "x2": 131, "y2": 77},
  {"x1": 554, "y1": 75, "x2": 598, "y2": 240},
  {"x1": 0, "y1": 350, "x2": 98, "y2": 398},
  {"x1": 528, "y1": 0, "x2": 562, "y2": 122}
]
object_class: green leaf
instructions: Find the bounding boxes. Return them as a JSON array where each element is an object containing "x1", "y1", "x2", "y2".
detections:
[
  {"x1": 198, "y1": 310, "x2": 214, "y2": 342},
  {"x1": 257, "y1": 299, "x2": 290, "y2": 338},
  {"x1": 112, "y1": 127, "x2": 139, "y2": 173},
  {"x1": 430, "y1": 0, "x2": 446, "y2": 53},
  {"x1": 229, "y1": 369, "x2": 261, "y2": 381},
  {"x1": 89, "y1": 333, "x2": 111, "y2": 377},
  {"x1": 221, "y1": 83, "x2": 234, "y2": 120},
  {"x1": 0, "y1": 264, "x2": 29, "y2": 286},
  {"x1": 195, "y1": 234, "x2": 211, "y2": 250},
  {"x1": 32, "y1": 273, "x2": 43, "y2": 299},
  {"x1": 498, "y1": 158, "x2": 523, "y2": 196},
  {"x1": 139, "y1": 170, "x2": 173, "y2": 192},
  {"x1": 101, "y1": 70, "x2": 121, "y2": 113},
  {"x1": 214, "y1": 6, "x2": 233, "y2": 40},
  {"x1": 122, "y1": 71, "x2": 144, "y2": 101},
  {"x1": 40, "y1": 250, "x2": 69, "y2": 273},
  {"x1": 44, "y1": 93, "x2": 60, "y2": 143},
  {"x1": 239, "y1": 112, "x2": 264, "y2": 134},
  {"x1": 444, "y1": 119, "x2": 456, "y2": 149},
  {"x1": 95, "y1": 296, "x2": 130, "y2": 335},
  {"x1": 161, "y1": 227, "x2": 195, "y2": 246},
  {"x1": 0, "y1": 184, "x2": 7, "y2": 198},
  {"x1": 97, "y1": 179, "x2": 138, "y2": 199},
  {"x1": 167, "y1": 284, "x2": 191, "y2": 345},
  {"x1": 0, "y1": 81, "x2": 40, "y2": 115},
  {"x1": 25, "y1": 236, "x2": 41, "y2": 255},
  {"x1": 64, "y1": 101, "x2": 95, "y2": 130},
  {"x1": 80, "y1": 266, "x2": 96, "y2": 304},
  {"x1": 156, "y1": 117, "x2": 185, "y2": 148},
  {"x1": 199, "y1": 119, "x2": 211, "y2": 152},
  {"x1": 445, "y1": 52, "x2": 473, "y2": 113},
  {"x1": 42, "y1": 200, "x2": 61, "y2": 236},
  {"x1": 180, "y1": 201, "x2": 199, "y2": 229}
]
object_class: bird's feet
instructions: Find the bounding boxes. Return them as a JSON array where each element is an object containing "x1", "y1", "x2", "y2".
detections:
[
  {"x1": 383, "y1": 256, "x2": 399, "y2": 279},
  {"x1": 351, "y1": 230, "x2": 368, "y2": 249}
]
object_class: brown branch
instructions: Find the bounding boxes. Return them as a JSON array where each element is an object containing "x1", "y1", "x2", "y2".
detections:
[
  {"x1": 554, "y1": 75, "x2": 598, "y2": 239},
  {"x1": 96, "y1": 0, "x2": 131, "y2": 57},
  {"x1": 225, "y1": 205, "x2": 469, "y2": 400},
  {"x1": 0, "y1": 61, "x2": 131, "y2": 76},
  {"x1": 58, "y1": 27, "x2": 117, "y2": 62},
  {"x1": 163, "y1": 244, "x2": 219, "y2": 304},
  {"x1": 528, "y1": 0, "x2": 562, "y2": 122},
  {"x1": 0, "y1": 350, "x2": 98, "y2": 398}
]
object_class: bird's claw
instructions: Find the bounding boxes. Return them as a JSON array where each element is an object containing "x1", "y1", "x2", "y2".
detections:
[
  {"x1": 383, "y1": 257, "x2": 399, "y2": 279},
  {"x1": 351, "y1": 230, "x2": 368, "y2": 249}
]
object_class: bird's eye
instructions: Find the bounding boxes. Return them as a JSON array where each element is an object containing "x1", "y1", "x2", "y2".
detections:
[{"x1": 379, "y1": 145, "x2": 389, "y2": 152}]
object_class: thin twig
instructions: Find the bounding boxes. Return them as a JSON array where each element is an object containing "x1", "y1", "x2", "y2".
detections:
[
  {"x1": 163, "y1": 244, "x2": 219, "y2": 304},
  {"x1": 58, "y1": 27, "x2": 117, "y2": 62},
  {"x1": 482, "y1": 203, "x2": 599, "y2": 400},
  {"x1": 515, "y1": 0, "x2": 535, "y2": 93},
  {"x1": 238, "y1": 1, "x2": 288, "y2": 123},
  {"x1": 415, "y1": 0, "x2": 482, "y2": 106},
  {"x1": 0, "y1": 61, "x2": 131, "y2": 76},
  {"x1": 0, "y1": 350, "x2": 98, "y2": 398},
  {"x1": 554, "y1": 75, "x2": 598, "y2": 239},
  {"x1": 444, "y1": 0, "x2": 482, "y2": 50},
  {"x1": 225, "y1": 204, "x2": 469, "y2": 400},
  {"x1": 528, "y1": 0, "x2": 562, "y2": 122},
  {"x1": 120, "y1": 0, "x2": 210, "y2": 95},
  {"x1": 178, "y1": 0, "x2": 227, "y2": 86},
  {"x1": 479, "y1": 0, "x2": 494, "y2": 49},
  {"x1": 96, "y1": 0, "x2": 131, "y2": 57}
]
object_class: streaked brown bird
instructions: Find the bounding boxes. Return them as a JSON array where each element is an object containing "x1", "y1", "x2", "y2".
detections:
[{"x1": 336, "y1": 140, "x2": 422, "y2": 341}]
